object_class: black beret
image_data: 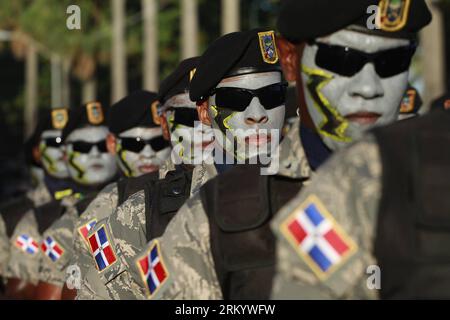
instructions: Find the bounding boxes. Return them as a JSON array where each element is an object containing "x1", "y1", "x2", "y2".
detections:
[
  {"x1": 190, "y1": 28, "x2": 282, "y2": 102},
  {"x1": 108, "y1": 90, "x2": 160, "y2": 135},
  {"x1": 24, "y1": 107, "x2": 69, "y2": 165},
  {"x1": 278, "y1": 0, "x2": 432, "y2": 43},
  {"x1": 62, "y1": 101, "x2": 108, "y2": 142},
  {"x1": 159, "y1": 57, "x2": 199, "y2": 105},
  {"x1": 430, "y1": 93, "x2": 450, "y2": 111}
]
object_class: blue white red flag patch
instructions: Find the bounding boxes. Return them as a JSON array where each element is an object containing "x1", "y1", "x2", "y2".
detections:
[
  {"x1": 41, "y1": 236, "x2": 64, "y2": 262},
  {"x1": 88, "y1": 225, "x2": 117, "y2": 272},
  {"x1": 136, "y1": 241, "x2": 168, "y2": 298},
  {"x1": 78, "y1": 219, "x2": 97, "y2": 246},
  {"x1": 281, "y1": 195, "x2": 357, "y2": 279},
  {"x1": 15, "y1": 234, "x2": 39, "y2": 255}
]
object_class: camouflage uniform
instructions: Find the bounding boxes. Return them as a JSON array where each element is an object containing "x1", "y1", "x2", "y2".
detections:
[
  {"x1": 130, "y1": 121, "x2": 312, "y2": 300},
  {"x1": 270, "y1": 135, "x2": 381, "y2": 299},
  {"x1": 33, "y1": 159, "x2": 175, "y2": 291},
  {"x1": 76, "y1": 162, "x2": 217, "y2": 300},
  {"x1": 38, "y1": 203, "x2": 79, "y2": 286},
  {"x1": 0, "y1": 217, "x2": 8, "y2": 277},
  {"x1": 0, "y1": 181, "x2": 52, "y2": 280},
  {"x1": 5, "y1": 192, "x2": 77, "y2": 285}
]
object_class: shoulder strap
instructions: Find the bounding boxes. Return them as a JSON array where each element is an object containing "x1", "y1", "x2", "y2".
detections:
[
  {"x1": 75, "y1": 192, "x2": 100, "y2": 216},
  {"x1": 200, "y1": 165, "x2": 304, "y2": 299},
  {"x1": 0, "y1": 195, "x2": 34, "y2": 238},
  {"x1": 145, "y1": 169, "x2": 193, "y2": 241},
  {"x1": 34, "y1": 200, "x2": 66, "y2": 234},
  {"x1": 117, "y1": 172, "x2": 160, "y2": 206},
  {"x1": 374, "y1": 110, "x2": 450, "y2": 298}
]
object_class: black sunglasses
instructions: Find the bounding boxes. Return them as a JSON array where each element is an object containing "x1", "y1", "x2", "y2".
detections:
[
  {"x1": 312, "y1": 41, "x2": 417, "y2": 78},
  {"x1": 168, "y1": 108, "x2": 199, "y2": 128},
  {"x1": 211, "y1": 82, "x2": 288, "y2": 112},
  {"x1": 43, "y1": 137, "x2": 63, "y2": 148},
  {"x1": 71, "y1": 140, "x2": 108, "y2": 153},
  {"x1": 120, "y1": 136, "x2": 169, "y2": 153}
]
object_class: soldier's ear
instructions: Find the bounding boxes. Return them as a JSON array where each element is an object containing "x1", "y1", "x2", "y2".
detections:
[
  {"x1": 106, "y1": 133, "x2": 117, "y2": 155},
  {"x1": 277, "y1": 36, "x2": 302, "y2": 82},
  {"x1": 160, "y1": 113, "x2": 171, "y2": 141},
  {"x1": 197, "y1": 101, "x2": 212, "y2": 126}
]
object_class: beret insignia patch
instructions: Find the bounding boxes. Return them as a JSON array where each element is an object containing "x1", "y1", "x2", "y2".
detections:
[
  {"x1": 258, "y1": 31, "x2": 279, "y2": 64},
  {"x1": 378, "y1": 0, "x2": 411, "y2": 32},
  {"x1": 86, "y1": 102, "x2": 104, "y2": 125},
  {"x1": 280, "y1": 195, "x2": 357, "y2": 280},
  {"x1": 399, "y1": 88, "x2": 416, "y2": 114},
  {"x1": 51, "y1": 108, "x2": 69, "y2": 129}
]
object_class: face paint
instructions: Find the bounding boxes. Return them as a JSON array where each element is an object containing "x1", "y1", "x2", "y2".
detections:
[
  {"x1": 208, "y1": 71, "x2": 285, "y2": 161},
  {"x1": 116, "y1": 127, "x2": 170, "y2": 177},
  {"x1": 163, "y1": 93, "x2": 214, "y2": 165},
  {"x1": 65, "y1": 126, "x2": 117, "y2": 185},
  {"x1": 301, "y1": 29, "x2": 410, "y2": 150},
  {"x1": 39, "y1": 130, "x2": 69, "y2": 179}
]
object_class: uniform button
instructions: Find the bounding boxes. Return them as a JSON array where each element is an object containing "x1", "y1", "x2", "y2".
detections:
[{"x1": 172, "y1": 187, "x2": 182, "y2": 195}]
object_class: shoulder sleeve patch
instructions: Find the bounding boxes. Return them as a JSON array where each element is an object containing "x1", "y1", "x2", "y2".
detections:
[
  {"x1": 280, "y1": 194, "x2": 358, "y2": 280},
  {"x1": 135, "y1": 240, "x2": 169, "y2": 299},
  {"x1": 41, "y1": 236, "x2": 65, "y2": 262},
  {"x1": 15, "y1": 234, "x2": 39, "y2": 255},
  {"x1": 78, "y1": 219, "x2": 98, "y2": 248},
  {"x1": 88, "y1": 224, "x2": 117, "y2": 272}
]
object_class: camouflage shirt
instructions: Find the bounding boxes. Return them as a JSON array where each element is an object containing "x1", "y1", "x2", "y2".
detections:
[
  {"x1": 130, "y1": 121, "x2": 313, "y2": 300},
  {"x1": 0, "y1": 181, "x2": 52, "y2": 278},
  {"x1": 38, "y1": 203, "x2": 79, "y2": 286},
  {"x1": 270, "y1": 134, "x2": 381, "y2": 299},
  {"x1": 76, "y1": 163, "x2": 217, "y2": 300},
  {"x1": 5, "y1": 194, "x2": 78, "y2": 284},
  {"x1": 0, "y1": 217, "x2": 8, "y2": 277},
  {"x1": 72, "y1": 159, "x2": 176, "y2": 290}
]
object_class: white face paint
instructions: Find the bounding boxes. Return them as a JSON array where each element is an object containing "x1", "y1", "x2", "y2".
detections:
[
  {"x1": 39, "y1": 130, "x2": 69, "y2": 179},
  {"x1": 208, "y1": 71, "x2": 285, "y2": 161},
  {"x1": 117, "y1": 127, "x2": 170, "y2": 177},
  {"x1": 65, "y1": 126, "x2": 117, "y2": 185},
  {"x1": 164, "y1": 93, "x2": 214, "y2": 165},
  {"x1": 301, "y1": 29, "x2": 410, "y2": 150}
]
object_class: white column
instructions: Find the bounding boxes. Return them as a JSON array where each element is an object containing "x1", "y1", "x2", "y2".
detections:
[
  {"x1": 24, "y1": 43, "x2": 38, "y2": 139},
  {"x1": 420, "y1": 0, "x2": 446, "y2": 107},
  {"x1": 51, "y1": 54, "x2": 63, "y2": 108},
  {"x1": 221, "y1": 0, "x2": 240, "y2": 35},
  {"x1": 82, "y1": 78, "x2": 97, "y2": 103},
  {"x1": 181, "y1": 0, "x2": 199, "y2": 59},
  {"x1": 111, "y1": 0, "x2": 127, "y2": 103},
  {"x1": 142, "y1": 0, "x2": 158, "y2": 91}
]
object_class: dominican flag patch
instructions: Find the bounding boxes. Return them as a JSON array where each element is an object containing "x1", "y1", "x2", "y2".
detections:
[
  {"x1": 15, "y1": 234, "x2": 39, "y2": 255},
  {"x1": 41, "y1": 236, "x2": 64, "y2": 262},
  {"x1": 281, "y1": 195, "x2": 357, "y2": 279},
  {"x1": 136, "y1": 241, "x2": 168, "y2": 298},
  {"x1": 78, "y1": 219, "x2": 97, "y2": 246},
  {"x1": 88, "y1": 225, "x2": 117, "y2": 272}
]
